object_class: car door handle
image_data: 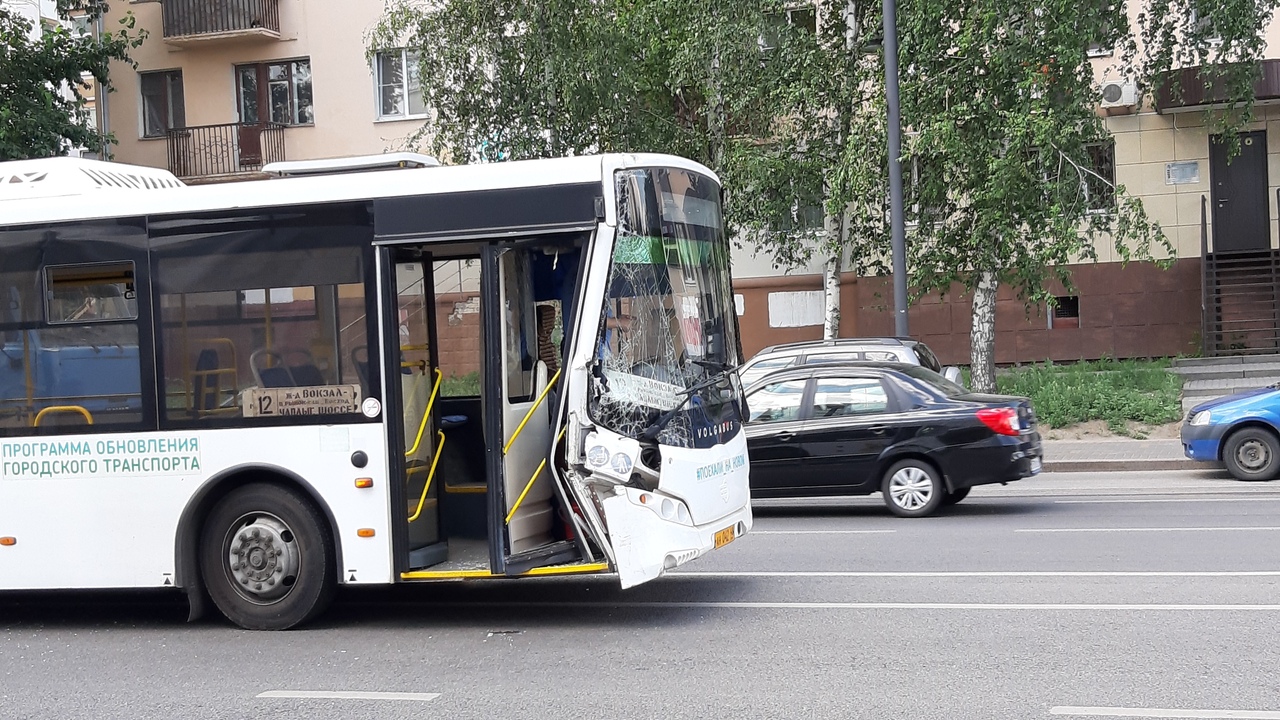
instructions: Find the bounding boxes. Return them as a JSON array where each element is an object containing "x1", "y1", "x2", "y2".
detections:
[
  {"x1": 776, "y1": 431, "x2": 795, "y2": 442},
  {"x1": 869, "y1": 425, "x2": 888, "y2": 435}
]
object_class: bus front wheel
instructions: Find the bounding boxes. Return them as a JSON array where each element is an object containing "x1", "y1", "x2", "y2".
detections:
[{"x1": 199, "y1": 483, "x2": 335, "y2": 630}]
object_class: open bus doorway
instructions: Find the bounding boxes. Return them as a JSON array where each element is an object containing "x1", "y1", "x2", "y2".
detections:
[{"x1": 388, "y1": 239, "x2": 593, "y2": 578}]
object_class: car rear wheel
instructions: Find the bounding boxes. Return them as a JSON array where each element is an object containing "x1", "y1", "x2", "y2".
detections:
[
  {"x1": 882, "y1": 460, "x2": 946, "y2": 518},
  {"x1": 942, "y1": 487, "x2": 970, "y2": 506},
  {"x1": 1223, "y1": 427, "x2": 1280, "y2": 482}
]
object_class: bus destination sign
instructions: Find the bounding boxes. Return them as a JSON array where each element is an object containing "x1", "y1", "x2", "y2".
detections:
[{"x1": 243, "y1": 384, "x2": 364, "y2": 418}]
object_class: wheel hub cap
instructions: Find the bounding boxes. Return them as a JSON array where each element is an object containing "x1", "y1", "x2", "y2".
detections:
[
  {"x1": 889, "y1": 467, "x2": 934, "y2": 510},
  {"x1": 226, "y1": 513, "x2": 299, "y2": 604},
  {"x1": 1237, "y1": 440, "x2": 1270, "y2": 471}
]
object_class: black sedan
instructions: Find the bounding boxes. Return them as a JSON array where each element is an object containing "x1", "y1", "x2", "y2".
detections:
[{"x1": 744, "y1": 362, "x2": 1042, "y2": 517}]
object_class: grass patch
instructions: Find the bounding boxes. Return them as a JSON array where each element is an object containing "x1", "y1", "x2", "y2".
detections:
[
  {"x1": 989, "y1": 359, "x2": 1183, "y2": 437},
  {"x1": 440, "y1": 371, "x2": 482, "y2": 397}
]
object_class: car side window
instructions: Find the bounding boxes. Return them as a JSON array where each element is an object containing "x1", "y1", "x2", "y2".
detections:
[
  {"x1": 741, "y1": 356, "x2": 796, "y2": 385},
  {"x1": 913, "y1": 343, "x2": 943, "y2": 372},
  {"x1": 747, "y1": 379, "x2": 807, "y2": 423},
  {"x1": 804, "y1": 351, "x2": 861, "y2": 365},
  {"x1": 863, "y1": 350, "x2": 898, "y2": 362},
  {"x1": 811, "y1": 377, "x2": 889, "y2": 417}
]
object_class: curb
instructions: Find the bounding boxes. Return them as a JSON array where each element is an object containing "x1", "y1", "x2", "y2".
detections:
[{"x1": 1042, "y1": 459, "x2": 1219, "y2": 473}]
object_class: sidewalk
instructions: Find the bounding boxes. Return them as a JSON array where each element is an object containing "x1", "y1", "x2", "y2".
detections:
[{"x1": 1040, "y1": 439, "x2": 1212, "y2": 472}]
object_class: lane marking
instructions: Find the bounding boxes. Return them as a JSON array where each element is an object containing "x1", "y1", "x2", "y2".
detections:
[
  {"x1": 750, "y1": 529, "x2": 896, "y2": 534},
  {"x1": 671, "y1": 571, "x2": 1280, "y2": 578},
  {"x1": 1056, "y1": 498, "x2": 1280, "y2": 504},
  {"x1": 1050, "y1": 707, "x2": 1280, "y2": 718},
  {"x1": 456, "y1": 601, "x2": 1280, "y2": 611},
  {"x1": 257, "y1": 691, "x2": 440, "y2": 702},
  {"x1": 1016, "y1": 527, "x2": 1280, "y2": 534}
]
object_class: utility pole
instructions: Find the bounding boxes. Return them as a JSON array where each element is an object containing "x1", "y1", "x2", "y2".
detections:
[{"x1": 882, "y1": 0, "x2": 909, "y2": 337}]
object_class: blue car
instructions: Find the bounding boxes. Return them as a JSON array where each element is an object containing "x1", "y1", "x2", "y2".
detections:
[{"x1": 1182, "y1": 386, "x2": 1280, "y2": 481}]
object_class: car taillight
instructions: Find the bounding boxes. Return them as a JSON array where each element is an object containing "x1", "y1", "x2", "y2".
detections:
[{"x1": 977, "y1": 407, "x2": 1020, "y2": 436}]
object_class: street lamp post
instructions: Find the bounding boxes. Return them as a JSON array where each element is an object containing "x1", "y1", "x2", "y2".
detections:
[{"x1": 882, "y1": 0, "x2": 909, "y2": 337}]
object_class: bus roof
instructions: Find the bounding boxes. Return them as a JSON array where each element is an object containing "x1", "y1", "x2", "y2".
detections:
[
  {"x1": 0, "y1": 152, "x2": 719, "y2": 228},
  {"x1": 0, "y1": 156, "x2": 185, "y2": 202}
]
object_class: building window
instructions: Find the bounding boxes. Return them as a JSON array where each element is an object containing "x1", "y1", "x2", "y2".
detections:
[
  {"x1": 1050, "y1": 295, "x2": 1080, "y2": 329},
  {"x1": 761, "y1": 4, "x2": 817, "y2": 51},
  {"x1": 375, "y1": 49, "x2": 427, "y2": 119},
  {"x1": 1084, "y1": 141, "x2": 1115, "y2": 212},
  {"x1": 237, "y1": 59, "x2": 313, "y2": 126},
  {"x1": 1086, "y1": 42, "x2": 1112, "y2": 58},
  {"x1": 140, "y1": 70, "x2": 185, "y2": 138}
]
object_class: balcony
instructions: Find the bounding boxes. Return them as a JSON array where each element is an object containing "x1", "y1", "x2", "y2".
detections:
[
  {"x1": 1155, "y1": 59, "x2": 1280, "y2": 113},
  {"x1": 166, "y1": 122, "x2": 285, "y2": 182},
  {"x1": 161, "y1": 0, "x2": 280, "y2": 46}
]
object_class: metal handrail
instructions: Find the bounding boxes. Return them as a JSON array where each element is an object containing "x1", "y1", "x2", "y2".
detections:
[
  {"x1": 408, "y1": 432, "x2": 446, "y2": 522},
  {"x1": 505, "y1": 427, "x2": 567, "y2": 525},
  {"x1": 503, "y1": 369, "x2": 561, "y2": 455},
  {"x1": 33, "y1": 406, "x2": 94, "y2": 427},
  {"x1": 405, "y1": 369, "x2": 443, "y2": 458}
]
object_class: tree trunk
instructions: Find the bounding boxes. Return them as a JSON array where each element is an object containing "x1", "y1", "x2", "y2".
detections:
[
  {"x1": 823, "y1": 253, "x2": 841, "y2": 340},
  {"x1": 969, "y1": 271, "x2": 997, "y2": 393}
]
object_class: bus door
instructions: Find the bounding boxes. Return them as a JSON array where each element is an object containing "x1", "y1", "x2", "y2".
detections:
[{"x1": 488, "y1": 244, "x2": 586, "y2": 574}]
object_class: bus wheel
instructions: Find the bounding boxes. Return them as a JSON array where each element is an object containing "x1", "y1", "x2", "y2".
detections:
[{"x1": 199, "y1": 483, "x2": 335, "y2": 630}]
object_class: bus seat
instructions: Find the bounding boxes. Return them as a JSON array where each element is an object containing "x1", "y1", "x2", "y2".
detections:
[
  {"x1": 289, "y1": 363, "x2": 326, "y2": 387},
  {"x1": 251, "y1": 349, "x2": 294, "y2": 388}
]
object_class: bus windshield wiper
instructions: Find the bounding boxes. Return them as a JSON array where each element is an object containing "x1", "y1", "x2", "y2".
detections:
[{"x1": 639, "y1": 369, "x2": 732, "y2": 442}]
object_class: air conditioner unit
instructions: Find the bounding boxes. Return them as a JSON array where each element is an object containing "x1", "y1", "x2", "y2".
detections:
[{"x1": 1100, "y1": 80, "x2": 1138, "y2": 109}]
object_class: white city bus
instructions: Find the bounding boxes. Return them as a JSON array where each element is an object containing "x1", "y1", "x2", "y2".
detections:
[{"x1": 0, "y1": 153, "x2": 752, "y2": 629}]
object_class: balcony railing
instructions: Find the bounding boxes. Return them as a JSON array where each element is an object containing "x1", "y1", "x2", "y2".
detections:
[
  {"x1": 166, "y1": 122, "x2": 285, "y2": 181},
  {"x1": 161, "y1": 0, "x2": 280, "y2": 43}
]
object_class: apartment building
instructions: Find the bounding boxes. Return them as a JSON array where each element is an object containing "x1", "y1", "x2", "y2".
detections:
[
  {"x1": 101, "y1": 0, "x2": 427, "y2": 183},
  {"x1": 732, "y1": 13, "x2": 1280, "y2": 364}
]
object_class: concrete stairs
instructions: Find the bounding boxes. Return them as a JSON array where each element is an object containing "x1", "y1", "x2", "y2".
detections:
[{"x1": 1172, "y1": 354, "x2": 1280, "y2": 412}]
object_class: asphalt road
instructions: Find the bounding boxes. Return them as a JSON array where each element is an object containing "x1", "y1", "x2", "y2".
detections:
[{"x1": 4, "y1": 468, "x2": 1280, "y2": 720}]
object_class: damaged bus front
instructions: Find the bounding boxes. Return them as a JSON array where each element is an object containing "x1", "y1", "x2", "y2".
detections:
[{"x1": 557, "y1": 160, "x2": 753, "y2": 588}]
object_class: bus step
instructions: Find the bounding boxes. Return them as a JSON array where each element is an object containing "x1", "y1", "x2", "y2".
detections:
[
  {"x1": 407, "y1": 540, "x2": 449, "y2": 570},
  {"x1": 504, "y1": 540, "x2": 580, "y2": 576}
]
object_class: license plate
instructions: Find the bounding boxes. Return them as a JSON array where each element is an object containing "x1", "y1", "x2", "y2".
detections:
[
  {"x1": 1030, "y1": 457, "x2": 1042, "y2": 474},
  {"x1": 714, "y1": 525, "x2": 736, "y2": 549}
]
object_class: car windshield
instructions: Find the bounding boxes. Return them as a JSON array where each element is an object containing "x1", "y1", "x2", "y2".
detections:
[
  {"x1": 588, "y1": 167, "x2": 743, "y2": 448},
  {"x1": 900, "y1": 364, "x2": 968, "y2": 397}
]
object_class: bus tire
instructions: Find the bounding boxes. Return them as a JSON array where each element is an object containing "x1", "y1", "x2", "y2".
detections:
[{"x1": 199, "y1": 483, "x2": 335, "y2": 630}]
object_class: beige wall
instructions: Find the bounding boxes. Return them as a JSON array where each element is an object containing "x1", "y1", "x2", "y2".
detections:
[{"x1": 104, "y1": 0, "x2": 427, "y2": 172}]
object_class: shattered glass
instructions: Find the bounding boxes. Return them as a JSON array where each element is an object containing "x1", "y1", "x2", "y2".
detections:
[{"x1": 588, "y1": 168, "x2": 744, "y2": 449}]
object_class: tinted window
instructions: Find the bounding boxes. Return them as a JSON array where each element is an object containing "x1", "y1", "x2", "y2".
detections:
[
  {"x1": 900, "y1": 365, "x2": 967, "y2": 397},
  {"x1": 912, "y1": 342, "x2": 943, "y2": 372},
  {"x1": 747, "y1": 379, "x2": 806, "y2": 423},
  {"x1": 811, "y1": 377, "x2": 889, "y2": 417},
  {"x1": 152, "y1": 207, "x2": 375, "y2": 426}
]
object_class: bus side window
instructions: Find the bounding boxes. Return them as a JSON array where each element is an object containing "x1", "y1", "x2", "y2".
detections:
[{"x1": 0, "y1": 261, "x2": 145, "y2": 434}]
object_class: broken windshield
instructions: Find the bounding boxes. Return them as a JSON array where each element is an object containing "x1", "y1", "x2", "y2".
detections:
[{"x1": 588, "y1": 167, "x2": 743, "y2": 449}]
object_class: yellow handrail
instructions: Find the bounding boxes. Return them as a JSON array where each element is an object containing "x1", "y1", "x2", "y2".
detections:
[
  {"x1": 503, "y1": 369, "x2": 561, "y2": 455},
  {"x1": 405, "y1": 368, "x2": 443, "y2": 458},
  {"x1": 408, "y1": 432, "x2": 446, "y2": 522},
  {"x1": 505, "y1": 426, "x2": 567, "y2": 524},
  {"x1": 33, "y1": 405, "x2": 94, "y2": 427}
]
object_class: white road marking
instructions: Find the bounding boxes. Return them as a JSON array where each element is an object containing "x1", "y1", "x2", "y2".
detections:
[
  {"x1": 1056, "y1": 497, "x2": 1280, "y2": 504},
  {"x1": 751, "y1": 529, "x2": 896, "y2": 535},
  {"x1": 257, "y1": 691, "x2": 440, "y2": 702},
  {"x1": 1016, "y1": 526, "x2": 1280, "y2": 534},
  {"x1": 1050, "y1": 706, "x2": 1280, "y2": 718},
  {"x1": 465, "y1": 601, "x2": 1280, "y2": 611},
  {"x1": 670, "y1": 571, "x2": 1280, "y2": 578}
]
